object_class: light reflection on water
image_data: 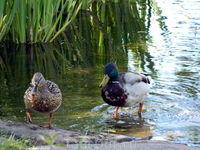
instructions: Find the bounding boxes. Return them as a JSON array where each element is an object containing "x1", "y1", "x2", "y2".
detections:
[
  {"x1": 145, "y1": 0, "x2": 200, "y2": 146},
  {"x1": 0, "y1": 0, "x2": 200, "y2": 147}
]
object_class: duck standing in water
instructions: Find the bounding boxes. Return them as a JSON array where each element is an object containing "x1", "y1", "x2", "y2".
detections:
[
  {"x1": 100, "y1": 63, "x2": 154, "y2": 118},
  {"x1": 24, "y1": 72, "x2": 62, "y2": 127}
]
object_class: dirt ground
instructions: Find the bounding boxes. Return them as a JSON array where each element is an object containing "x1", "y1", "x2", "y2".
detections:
[{"x1": 0, "y1": 120, "x2": 199, "y2": 150}]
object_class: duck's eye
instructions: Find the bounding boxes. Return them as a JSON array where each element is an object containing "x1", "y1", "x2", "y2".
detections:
[{"x1": 29, "y1": 83, "x2": 34, "y2": 87}]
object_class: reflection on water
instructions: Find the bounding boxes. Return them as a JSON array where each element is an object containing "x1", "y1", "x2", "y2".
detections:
[
  {"x1": 103, "y1": 117, "x2": 152, "y2": 139},
  {"x1": 0, "y1": 0, "x2": 200, "y2": 147},
  {"x1": 147, "y1": 0, "x2": 200, "y2": 146}
]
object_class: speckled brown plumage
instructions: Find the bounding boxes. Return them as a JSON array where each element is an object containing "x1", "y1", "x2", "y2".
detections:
[{"x1": 24, "y1": 72, "x2": 62, "y2": 127}]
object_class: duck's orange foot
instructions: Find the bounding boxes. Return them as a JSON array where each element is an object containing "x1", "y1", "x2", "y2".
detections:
[
  {"x1": 111, "y1": 106, "x2": 120, "y2": 118},
  {"x1": 39, "y1": 123, "x2": 52, "y2": 128},
  {"x1": 26, "y1": 111, "x2": 32, "y2": 123},
  {"x1": 110, "y1": 114, "x2": 121, "y2": 118},
  {"x1": 137, "y1": 103, "x2": 143, "y2": 118}
]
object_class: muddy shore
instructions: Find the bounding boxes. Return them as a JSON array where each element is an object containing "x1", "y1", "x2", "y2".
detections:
[{"x1": 0, "y1": 120, "x2": 199, "y2": 150}]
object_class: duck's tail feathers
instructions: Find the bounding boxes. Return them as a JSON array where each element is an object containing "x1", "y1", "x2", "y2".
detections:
[
  {"x1": 140, "y1": 72, "x2": 155, "y2": 87},
  {"x1": 147, "y1": 76, "x2": 155, "y2": 87}
]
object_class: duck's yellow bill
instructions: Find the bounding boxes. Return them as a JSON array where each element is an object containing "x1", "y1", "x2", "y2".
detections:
[{"x1": 99, "y1": 74, "x2": 110, "y2": 88}]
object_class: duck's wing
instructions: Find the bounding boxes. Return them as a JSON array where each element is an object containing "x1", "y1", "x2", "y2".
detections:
[
  {"x1": 46, "y1": 80, "x2": 62, "y2": 98},
  {"x1": 119, "y1": 72, "x2": 154, "y2": 87},
  {"x1": 24, "y1": 85, "x2": 33, "y2": 109},
  {"x1": 118, "y1": 72, "x2": 154, "y2": 106}
]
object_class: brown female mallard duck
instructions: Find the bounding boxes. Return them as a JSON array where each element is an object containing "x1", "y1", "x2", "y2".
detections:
[
  {"x1": 100, "y1": 63, "x2": 154, "y2": 118},
  {"x1": 24, "y1": 72, "x2": 62, "y2": 127}
]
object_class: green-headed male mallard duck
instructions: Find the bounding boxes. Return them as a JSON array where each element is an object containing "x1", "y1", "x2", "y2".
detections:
[
  {"x1": 100, "y1": 63, "x2": 154, "y2": 118},
  {"x1": 24, "y1": 72, "x2": 62, "y2": 127}
]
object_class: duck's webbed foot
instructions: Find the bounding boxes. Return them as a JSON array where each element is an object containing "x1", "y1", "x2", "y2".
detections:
[
  {"x1": 111, "y1": 106, "x2": 121, "y2": 118},
  {"x1": 39, "y1": 123, "x2": 52, "y2": 128},
  {"x1": 40, "y1": 113, "x2": 53, "y2": 128},
  {"x1": 138, "y1": 103, "x2": 143, "y2": 118},
  {"x1": 26, "y1": 111, "x2": 32, "y2": 123}
]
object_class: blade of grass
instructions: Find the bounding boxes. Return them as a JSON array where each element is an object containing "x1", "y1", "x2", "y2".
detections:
[
  {"x1": 44, "y1": 0, "x2": 70, "y2": 42},
  {"x1": 0, "y1": 0, "x2": 6, "y2": 27},
  {"x1": 50, "y1": 1, "x2": 82, "y2": 42},
  {"x1": 32, "y1": 0, "x2": 42, "y2": 43},
  {"x1": 42, "y1": 0, "x2": 61, "y2": 42},
  {"x1": 18, "y1": 0, "x2": 27, "y2": 43},
  {"x1": 0, "y1": 0, "x2": 19, "y2": 41}
]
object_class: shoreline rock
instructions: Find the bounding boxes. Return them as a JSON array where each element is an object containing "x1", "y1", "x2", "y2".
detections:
[
  {"x1": 0, "y1": 120, "x2": 200, "y2": 150},
  {"x1": 31, "y1": 141, "x2": 200, "y2": 150},
  {"x1": 0, "y1": 120, "x2": 139, "y2": 146}
]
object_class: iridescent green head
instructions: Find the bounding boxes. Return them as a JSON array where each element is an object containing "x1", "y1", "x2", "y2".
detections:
[{"x1": 100, "y1": 63, "x2": 119, "y2": 87}]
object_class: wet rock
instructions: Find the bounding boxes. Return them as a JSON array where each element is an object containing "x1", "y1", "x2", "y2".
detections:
[{"x1": 0, "y1": 120, "x2": 138, "y2": 146}]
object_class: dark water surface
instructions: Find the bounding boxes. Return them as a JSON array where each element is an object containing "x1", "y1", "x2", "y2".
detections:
[{"x1": 0, "y1": 0, "x2": 200, "y2": 147}]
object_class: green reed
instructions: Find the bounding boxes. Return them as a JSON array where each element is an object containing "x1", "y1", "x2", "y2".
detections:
[
  {"x1": 0, "y1": 0, "x2": 142, "y2": 43},
  {"x1": 0, "y1": 0, "x2": 82, "y2": 43}
]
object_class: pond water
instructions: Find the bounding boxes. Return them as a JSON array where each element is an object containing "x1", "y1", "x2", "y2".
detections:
[{"x1": 0, "y1": 0, "x2": 200, "y2": 147}]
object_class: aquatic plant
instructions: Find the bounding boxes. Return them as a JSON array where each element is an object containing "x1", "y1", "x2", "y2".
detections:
[
  {"x1": 0, "y1": 0, "x2": 144, "y2": 43},
  {"x1": 0, "y1": 0, "x2": 82, "y2": 43}
]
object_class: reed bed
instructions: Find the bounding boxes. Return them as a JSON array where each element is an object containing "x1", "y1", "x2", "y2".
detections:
[
  {"x1": 0, "y1": 0, "x2": 82, "y2": 43},
  {"x1": 0, "y1": 0, "x2": 143, "y2": 44},
  {"x1": 0, "y1": 0, "x2": 148, "y2": 72}
]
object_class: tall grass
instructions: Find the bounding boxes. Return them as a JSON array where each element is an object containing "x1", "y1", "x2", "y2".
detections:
[
  {"x1": 0, "y1": 0, "x2": 82, "y2": 43},
  {"x1": 0, "y1": 0, "x2": 19, "y2": 42},
  {"x1": 0, "y1": 0, "x2": 142, "y2": 43}
]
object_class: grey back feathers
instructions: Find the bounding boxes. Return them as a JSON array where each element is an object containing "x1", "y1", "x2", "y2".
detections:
[{"x1": 119, "y1": 72, "x2": 152, "y2": 86}]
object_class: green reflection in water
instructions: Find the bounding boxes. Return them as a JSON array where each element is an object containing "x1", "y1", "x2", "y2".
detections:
[{"x1": 0, "y1": 1, "x2": 154, "y2": 140}]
